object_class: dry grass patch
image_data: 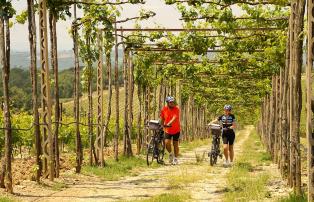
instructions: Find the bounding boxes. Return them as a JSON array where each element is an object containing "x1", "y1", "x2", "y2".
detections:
[{"x1": 167, "y1": 166, "x2": 209, "y2": 189}]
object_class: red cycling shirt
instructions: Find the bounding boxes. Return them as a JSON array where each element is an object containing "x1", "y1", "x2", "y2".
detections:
[{"x1": 160, "y1": 106, "x2": 180, "y2": 135}]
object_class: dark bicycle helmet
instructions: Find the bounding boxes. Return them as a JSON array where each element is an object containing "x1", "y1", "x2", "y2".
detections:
[
  {"x1": 224, "y1": 104, "x2": 232, "y2": 111},
  {"x1": 166, "y1": 96, "x2": 175, "y2": 103}
]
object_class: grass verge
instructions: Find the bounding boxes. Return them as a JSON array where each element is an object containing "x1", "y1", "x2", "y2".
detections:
[
  {"x1": 82, "y1": 156, "x2": 159, "y2": 180},
  {"x1": 121, "y1": 191, "x2": 191, "y2": 202},
  {"x1": 224, "y1": 129, "x2": 272, "y2": 202},
  {"x1": 278, "y1": 193, "x2": 307, "y2": 202},
  {"x1": 167, "y1": 166, "x2": 206, "y2": 189},
  {"x1": 0, "y1": 196, "x2": 15, "y2": 202},
  {"x1": 83, "y1": 137, "x2": 210, "y2": 181}
]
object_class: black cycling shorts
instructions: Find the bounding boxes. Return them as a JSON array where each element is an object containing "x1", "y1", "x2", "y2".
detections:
[
  {"x1": 222, "y1": 130, "x2": 235, "y2": 145},
  {"x1": 165, "y1": 132, "x2": 180, "y2": 141}
]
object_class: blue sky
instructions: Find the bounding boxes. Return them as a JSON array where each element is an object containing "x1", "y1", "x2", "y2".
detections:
[{"x1": 11, "y1": 0, "x2": 182, "y2": 51}]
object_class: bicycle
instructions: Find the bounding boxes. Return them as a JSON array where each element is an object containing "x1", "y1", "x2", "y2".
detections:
[
  {"x1": 146, "y1": 120, "x2": 166, "y2": 166},
  {"x1": 207, "y1": 123, "x2": 223, "y2": 166}
]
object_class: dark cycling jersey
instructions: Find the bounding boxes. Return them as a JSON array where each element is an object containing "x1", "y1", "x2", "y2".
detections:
[{"x1": 217, "y1": 114, "x2": 236, "y2": 128}]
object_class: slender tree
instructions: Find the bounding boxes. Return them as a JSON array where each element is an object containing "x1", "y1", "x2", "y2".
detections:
[{"x1": 27, "y1": 0, "x2": 42, "y2": 182}]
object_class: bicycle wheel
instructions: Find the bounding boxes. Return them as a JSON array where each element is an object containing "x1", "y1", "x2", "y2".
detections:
[
  {"x1": 157, "y1": 139, "x2": 165, "y2": 164},
  {"x1": 209, "y1": 138, "x2": 218, "y2": 166},
  {"x1": 146, "y1": 138, "x2": 154, "y2": 166},
  {"x1": 210, "y1": 151, "x2": 218, "y2": 166}
]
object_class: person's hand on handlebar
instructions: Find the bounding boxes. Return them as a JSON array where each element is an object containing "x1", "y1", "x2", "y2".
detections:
[{"x1": 164, "y1": 123, "x2": 172, "y2": 128}]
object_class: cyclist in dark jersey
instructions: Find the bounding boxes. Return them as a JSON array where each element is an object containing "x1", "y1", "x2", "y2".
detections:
[{"x1": 217, "y1": 105, "x2": 236, "y2": 167}]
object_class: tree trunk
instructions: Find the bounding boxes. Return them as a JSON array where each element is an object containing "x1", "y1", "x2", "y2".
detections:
[
  {"x1": 72, "y1": 4, "x2": 83, "y2": 173},
  {"x1": 85, "y1": 31, "x2": 94, "y2": 167},
  {"x1": 281, "y1": 28, "x2": 290, "y2": 179},
  {"x1": 143, "y1": 86, "x2": 149, "y2": 148},
  {"x1": 122, "y1": 36, "x2": 130, "y2": 156},
  {"x1": 39, "y1": 0, "x2": 54, "y2": 181},
  {"x1": 114, "y1": 23, "x2": 119, "y2": 161},
  {"x1": 49, "y1": 10, "x2": 60, "y2": 178},
  {"x1": 87, "y1": 73, "x2": 93, "y2": 165},
  {"x1": 289, "y1": 0, "x2": 305, "y2": 194},
  {"x1": 307, "y1": 0, "x2": 314, "y2": 199},
  {"x1": 1, "y1": 16, "x2": 13, "y2": 193},
  {"x1": 270, "y1": 76, "x2": 276, "y2": 158},
  {"x1": 128, "y1": 52, "x2": 134, "y2": 156},
  {"x1": 0, "y1": 158, "x2": 5, "y2": 188},
  {"x1": 103, "y1": 52, "x2": 112, "y2": 146},
  {"x1": 96, "y1": 29, "x2": 103, "y2": 166},
  {"x1": 274, "y1": 75, "x2": 279, "y2": 163},
  {"x1": 137, "y1": 87, "x2": 142, "y2": 154},
  {"x1": 27, "y1": 0, "x2": 42, "y2": 183},
  {"x1": 159, "y1": 84, "x2": 163, "y2": 112}
]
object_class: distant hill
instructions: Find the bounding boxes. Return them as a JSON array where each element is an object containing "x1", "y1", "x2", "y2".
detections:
[{"x1": 11, "y1": 49, "x2": 123, "y2": 70}]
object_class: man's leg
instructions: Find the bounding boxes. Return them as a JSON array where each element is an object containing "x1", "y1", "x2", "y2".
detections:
[
  {"x1": 172, "y1": 133, "x2": 180, "y2": 165},
  {"x1": 173, "y1": 140, "x2": 179, "y2": 157},
  {"x1": 165, "y1": 139, "x2": 172, "y2": 153}
]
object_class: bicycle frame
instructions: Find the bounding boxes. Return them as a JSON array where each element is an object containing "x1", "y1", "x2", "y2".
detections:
[
  {"x1": 146, "y1": 120, "x2": 165, "y2": 166},
  {"x1": 208, "y1": 124, "x2": 223, "y2": 166}
]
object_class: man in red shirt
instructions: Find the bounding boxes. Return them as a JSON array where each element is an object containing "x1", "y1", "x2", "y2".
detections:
[{"x1": 160, "y1": 96, "x2": 180, "y2": 165}]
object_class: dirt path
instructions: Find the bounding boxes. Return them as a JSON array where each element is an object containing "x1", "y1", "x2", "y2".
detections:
[
  {"x1": 13, "y1": 126, "x2": 253, "y2": 202},
  {"x1": 186, "y1": 125, "x2": 253, "y2": 202}
]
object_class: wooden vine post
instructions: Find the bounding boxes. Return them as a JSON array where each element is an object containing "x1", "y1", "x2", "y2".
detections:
[
  {"x1": 128, "y1": 51, "x2": 135, "y2": 156},
  {"x1": 0, "y1": 3, "x2": 12, "y2": 192},
  {"x1": 72, "y1": 4, "x2": 83, "y2": 173},
  {"x1": 39, "y1": 0, "x2": 54, "y2": 180},
  {"x1": 27, "y1": 0, "x2": 42, "y2": 182},
  {"x1": 307, "y1": 0, "x2": 314, "y2": 199},
  {"x1": 289, "y1": 0, "x2": 305, "y2": 194},
  {"x1": 122, "y1": 28, "x2": 133, "y2": 157},
  {"x1": 96, "y1": 29, "x2": 104, "y2": 166},
  {"x1": 49, "y1": 8, "x2": 60, "y2": 178},
  {"x1": 114, "y1": 22, "x2": 119, "y2": 161}
]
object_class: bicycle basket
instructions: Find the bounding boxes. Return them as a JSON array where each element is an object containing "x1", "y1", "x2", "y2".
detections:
[
  {"x1": 209, "y1": 124, "x2": 221, "y2": 136},
  {"x1": 148, "y1": 120, "x2": 161, "y2": 130}
]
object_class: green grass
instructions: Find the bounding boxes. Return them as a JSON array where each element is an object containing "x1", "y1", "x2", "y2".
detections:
[
  {"x1": 121, "y1": 192, "x2": 191, "y2": 202},
  {"x1": 0, "y1": 196, "x2": 15, "y2": 202},
  {"x1": 51, "y1": 181, "x2": 68, "y2": 191},
  {"x1": 83, "y1": 137, "x2": 210, "y2": 181},
  {"x1": 82, "y1": 156, "x2": 159, "y2": 180},
  {"x1": 224, "y1": 129, "x2": 272, "y2": 202},
  {"x1": 179, "y1": 138, "x2": 210, "y2": 153},
  {"x1": 278, "y1": 192, "x2": 307, "y2": 202},
  {"x1": 167, "y1": 167, "x2": 206, "y2": 189}
]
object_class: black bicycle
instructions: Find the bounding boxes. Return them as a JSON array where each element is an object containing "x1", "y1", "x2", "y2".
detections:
[
  {"x1": 208, "y1": 124, "x2": 223, "y2": 166},
  {"x1": 146, "y1": 120, "x2": 165, "y2": 166}
]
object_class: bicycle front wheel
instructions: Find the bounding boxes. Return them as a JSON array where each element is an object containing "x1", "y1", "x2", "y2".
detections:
[
  {"x1": 157, "y1": 139, "x2": 165, "y2": 164},
  {"x1": 146, "y1": 138, "x2": 154, "y2": 166}
]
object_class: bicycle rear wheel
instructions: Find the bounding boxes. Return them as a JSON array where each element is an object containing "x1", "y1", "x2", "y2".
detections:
[
  {"x1": 210, "y1": 152, "x2": 218, "y2": 166},
  {"x1": 146, "y1": 139, "x2": 154, "y2": 166}
]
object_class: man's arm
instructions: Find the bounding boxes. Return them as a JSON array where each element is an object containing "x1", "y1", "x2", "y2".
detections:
[{"x1": 166, "y1": 115, "x2": 177, "y2": 126}]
